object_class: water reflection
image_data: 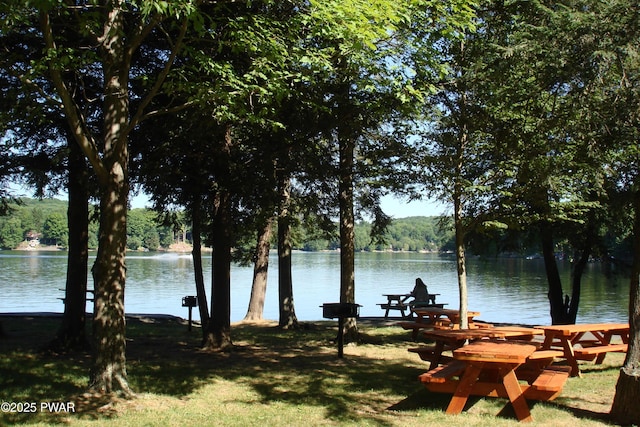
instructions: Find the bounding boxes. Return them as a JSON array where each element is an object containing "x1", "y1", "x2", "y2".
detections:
[{"x1": 0, "y1": 251, "x2": 630, "y2": 325}]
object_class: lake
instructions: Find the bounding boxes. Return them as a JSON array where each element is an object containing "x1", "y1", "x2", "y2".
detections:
[{"x1": 0, "y1": 251, "x2": 630, "y2": 325}]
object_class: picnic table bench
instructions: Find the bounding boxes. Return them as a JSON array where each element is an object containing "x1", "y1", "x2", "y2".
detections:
[
  {"x1": 419, "y1": 340, "x2": 570, "y2": 422},
  {"x1": 58, "y1": 288, "x2": 95, "y2": 305},
  {"x1": 537, "y1": 323, "x2": 629, "y2": 377}
]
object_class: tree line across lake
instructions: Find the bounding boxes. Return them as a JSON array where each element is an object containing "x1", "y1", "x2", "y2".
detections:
[
  {"x1": 0, "y1": 197, "x2": 449, "y2": 252},
  {"x1": 1, "y1": 198, "x2": 633, "y2": 261}
]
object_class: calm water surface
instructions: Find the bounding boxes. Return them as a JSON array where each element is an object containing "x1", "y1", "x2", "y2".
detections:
[{"x1": 0, "y1": 251, "x2": 630, "y2": 325}]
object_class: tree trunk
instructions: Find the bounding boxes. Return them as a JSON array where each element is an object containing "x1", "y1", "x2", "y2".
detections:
[
  {"x1": 244, "y1": 217, "x2": 273, "y2": 321},
  {"x1": 190, "y1": 197, "x2": 210, "y2": 337},
  {"x1": 202, "y1": 126, "x2": 234, "y2": 351},
  {"x1": 610, "y1": 187, "x2": 640, "y2": 424},
  {"x1": 453, "y1": 79, "x2": 468, "y2": 330},
  {"x1": 89, "y1": 175, "x2": 131, "y2": 395},
  {"x1": 454, "y1": 195, "x2": 468, "y2": 329},
  {"x1": 566, "y1": 215, "x2": 596, "y2": 324},
  {"x1": 202, "y1": 191, "x2": 233, "y2": 351},
  {"x1": 541, "y1": 223, "x2": 570, "y2": 325},
  {"x1": 53, "y1": 136, "x2": 90, "y2": 351},
  {"x1": 88, "y1": 3, "x2": 132, "y2": 394},
  {"x1": 39, "y1": 0, "x2": 185, "y2": 397},
  {"x1": 277, "y1": 175, "x2": 299, "y2": 329},
  {"x1": 568, "y1": 245, "x2": 591, "y2": 325},
  {"x1": 338, "y1": 132, "x2": 358, "y2": 343}
]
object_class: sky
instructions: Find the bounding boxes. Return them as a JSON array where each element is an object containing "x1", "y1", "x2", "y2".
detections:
[
  {"x1": 379, "y1": 195, "x2": 447, "y2": 218},
  {"x1": 129, "y1": 193, "x2": 447, "y2": 219}
]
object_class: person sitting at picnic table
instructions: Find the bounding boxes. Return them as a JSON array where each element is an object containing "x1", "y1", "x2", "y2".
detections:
[{"x1": 410, "y1": 278, "x2": 430, "y2": 306}]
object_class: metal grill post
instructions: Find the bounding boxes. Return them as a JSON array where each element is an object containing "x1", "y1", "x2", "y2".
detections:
[
  {"x1": 181, "y1": 296, "x2": 198, "y2": 331},
  {"x1": 321, "y1": 303, "x2": 361, "y2": 358}
]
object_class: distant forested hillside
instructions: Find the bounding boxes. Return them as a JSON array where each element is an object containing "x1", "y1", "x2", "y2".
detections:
[
  {"x1": 0, "y1": 198, "x2": 458, "y2": 252},
  {"x1": 297, "y1": 216, "x2": 455, "y2": 252},
  {"x1": 3, "y1": 198, "x2": 610, "y2": 257},
  {"x1": 0, "y1": 198, "x2": 177, "y2": 251},
  {"x1": 0, "y1": 198, "x2": 75, "y2": 249}
]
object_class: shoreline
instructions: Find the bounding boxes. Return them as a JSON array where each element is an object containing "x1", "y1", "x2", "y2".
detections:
[
  {"x1": 0, "y1": 312, "x2": 528, "y2": 328},
  {"x1": 7, "y1": 243, "x2": 197, "y2": 253}
]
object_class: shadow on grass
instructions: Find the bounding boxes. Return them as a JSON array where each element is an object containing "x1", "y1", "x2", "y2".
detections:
[
  {"x1": 0, "y1": 315, "x2": 620, "y2": 426},
  {"x1": 1, "y1": 316, "x2": 432, "y2": 425},
  {"x1": 124, "y1": 323, "x2": 432, "y2": 425}
]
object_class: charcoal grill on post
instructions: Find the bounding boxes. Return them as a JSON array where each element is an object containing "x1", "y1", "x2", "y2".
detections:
[
  {"x1": 182, "y1": 296, "x2": 198, "y2": 331},
  {"x1": 321, "y1": 303, "x2": 361, "y2": 358}
]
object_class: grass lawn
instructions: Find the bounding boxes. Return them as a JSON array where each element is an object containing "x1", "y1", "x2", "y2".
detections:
[{"x1": 0, "y1": 315, "x2": 624, "y2": 426}]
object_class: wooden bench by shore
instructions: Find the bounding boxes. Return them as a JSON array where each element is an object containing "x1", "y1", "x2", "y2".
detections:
[{"x1": 58, "y1": 289, "x2": 95, "y2": 305}]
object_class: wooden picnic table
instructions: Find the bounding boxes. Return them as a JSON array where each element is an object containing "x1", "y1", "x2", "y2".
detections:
[
  {"x1": 413, "y1": 326, "x2": 545, "y2": 369},
  {"x1": 538, "y1": 323, "x2": 629, "y2": 377},
  {"x1": 378, "y1": 294, "x2": 411, "y2": 318},
  {"x1": 378, "y1": 293, "x2": 441, "y2": 318},
  {"x1": 419, "y1": 340, "x2": 570, "y2": 422}
]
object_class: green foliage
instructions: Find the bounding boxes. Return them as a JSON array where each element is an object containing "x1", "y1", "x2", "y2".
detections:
[
  {"x1": 127, "y1": 209, "x2": 158, "y2": 250},
  {"x1": 381, "y1": 216, "x2": 447, "y2": 252},
  {"x1": 0, "y1": 199, "x2": 453, "y2": 252},
  {"x1": 0, "y1": 217, "x2": 23, "y2": 249},
  {"x1": 0, "y1": 198, "x2": 67, "y2": 249},
  {"x1": 0, "y1": 199, "x2": 179, "y2": 251},
  {"x1": 2, "y1": 198, "x2": 630, "y2": 256},
  {"x1": 294, "y1": 216, "x2": 453, "y2": 252},
  {"x1": 41, "y1": 212, "x2": 67, "y2": 247}
]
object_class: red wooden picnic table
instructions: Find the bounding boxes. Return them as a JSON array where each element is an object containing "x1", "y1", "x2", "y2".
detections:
[
  {"x1": 379, "y1": 293, "x2": 442, "y2": 318},
  {"x1": 419, "y1": 340, "x2": 570, "y2": 422},
  {"x1": 538, "y1": 323, "x2": 629, "y2": 377}
]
